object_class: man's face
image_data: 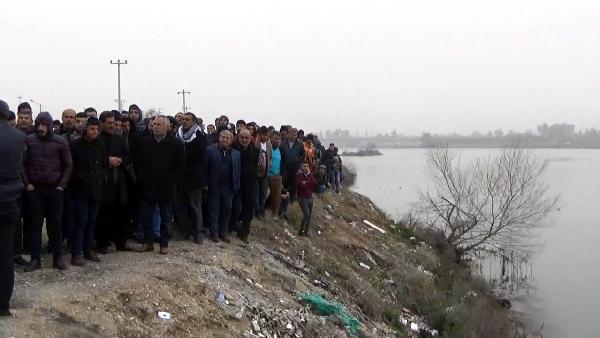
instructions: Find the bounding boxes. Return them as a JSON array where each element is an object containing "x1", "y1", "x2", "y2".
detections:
[
  {"x1": 86, "y1": 125, "x2": 100, "y2": 140},
  {"x1": 219, "y1": 132, "x2": 233, "y2": 149},
  {"x1": 236, "y1": 123, "x2": 245, "y2": 133},
  {"x1": 271, "y1": 134, "x2": 281, "y2": 148},
  {"x1": 122, "y1": 120, "x2": 130, "y2": 135},
  {"x1": 85, "y1": 110, "x2": 97, "y2": 118},
  {"x1": 75, "y1": 117, "x2": 86, "y2": 130},
  {"x1": 114, "y1": 120, "x2": 123, "y2": 134},
  {"x1": 207, "y1": 125, "x2": 215, "y2": 134},
  {"x1": 102, "y1": 117, "x2": 116, "y2": 134},
  {"x1": 258, "y1": 132, "x2": 268, "y2": 143},
  {"x1": 219, "y1": 117, "x2": 228, "y2": 127},
  {"x1": 248, "y1": 125, "x2": 255, "y2": 135},
  {"x1": 288, "y1": 130, "x2": 297, "y2": 142},
  {"x1": 7, "y1": 119, "x2": 16, "y2": 128},
  {"x1": 62, "y1": 110, "x2": 76, "y2": 128},
  {"x1": 36, "y1": 124, "x2": 48, "y2": 137},
  {"x1": 154, "y1": 118, "x2": 168, "y2": 137},
  {"x1": 238, "y1": 130, "x2": 251, "y2": 147},
  {"x1": 175, "y1": 113, "x2": 184, "y2": 124},
  {"x1": 306, "y1": 138, "x2": 313, "y2": 145},
  {"x1": 182, "y1": 115, "x2": 195, "y2": 129},
  {"x1": 17, "y1": 113, "x2": 32, "y2": 129},
  {"x1": 313, "y1": 136, "x2": 320, "y2": 144},
  {"x1": 129, "y1": 109, "x2": 140, "y2": 121}
]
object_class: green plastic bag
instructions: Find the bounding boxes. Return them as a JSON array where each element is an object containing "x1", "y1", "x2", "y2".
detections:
[{"x1": 300, "y1": 293, "x2": 360, "y2": 336}]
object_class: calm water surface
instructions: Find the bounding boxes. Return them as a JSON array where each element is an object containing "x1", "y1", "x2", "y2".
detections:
[{"x1": 345, "y1": 148, "x2": 600, "y2": 338}]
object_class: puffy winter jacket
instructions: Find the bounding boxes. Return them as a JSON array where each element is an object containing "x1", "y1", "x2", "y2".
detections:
[{"x1": 24, "y1": 133, "x2": 73, "y2": 188}]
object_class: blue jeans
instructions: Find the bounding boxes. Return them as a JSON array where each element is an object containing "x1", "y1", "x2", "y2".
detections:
[
  {"x1": 334, "y1": 169, "x2": 341, "y2": 193},
  {"x1": 209, "y1": 186, "x2": 234, "y2": 238},
  {"x1": 27, "y1": 188, "x2": 64, "y2": 259},
  {"x1": 71, "y1": 198, "x2": 99, "y2": 256},
  {"x1": 141, "y1": 199, "x2": 173, "y2": 247}
]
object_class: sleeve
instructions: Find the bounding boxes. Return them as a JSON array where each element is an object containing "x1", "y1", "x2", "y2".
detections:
[
  {"x1": 59, "y1": 139, "x2": 73, "y2": 188},
  {"x1": 22, "y1": 139, "x2": 30, "y2": 186}
]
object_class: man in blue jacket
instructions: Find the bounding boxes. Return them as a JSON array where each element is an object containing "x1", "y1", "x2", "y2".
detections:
[
  {"x1": 205, "y1": 130, "x2": 241, "y2": 243},
  {"x1": 0, "y1": 100, "x2": 26, "y2": 316}
]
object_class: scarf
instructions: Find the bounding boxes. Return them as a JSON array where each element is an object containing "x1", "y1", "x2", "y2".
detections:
[{"x1": 177, "y1": 124, "x2": 199, "y2": 143}]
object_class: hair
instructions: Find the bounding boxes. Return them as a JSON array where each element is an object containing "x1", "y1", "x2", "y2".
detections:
[
  {"x1": 7, "y1": 111, "x2": 16, "y2": 121},
  {"x1": 306, "y1": 133, "x2": 314, "y2": 141},
  {"x1": 53, "y1": 120, "x2": 61, "y2": 126},
  {"x1": 184, "y1": 112, "x2": 197, "y2": 123},
  {"x1": 298, "y1": 129, "x2": 304, "y2": 134},
  {"x1": 167, "y1": 115, "x2": 177, "y2": 127},
  {"x1": 98, "y1": 111, "x2": 115, "y2": 122},
  {"x1": 271, "y1": 131, "x2": 281, "y2": 138},
  {"x1": 84, "y1": 107, "x2": 97, "y2": 114},
  {"x1": 76, "y1": 112, "x2": 86, "y2": 118},
  {"x1": 258, "y1": 126, "x2": 268, "y2": 134},
  {"x1": 236, "y1": 119, "x2": 246, "y2": 125},
  {"x1": 219, "y1": 130, "x2": 233, "y2": 138},
  {"x1": 157, "y1": 115, "x2": 171, "y2": 128},
  {"x1": 208, "y1": 124, "x2": 215, "y2": 129},
  {"x1": 219, "y1": 115, "x2": 229, "y2": 122},
  {"x1": 128, "y1": 104, "x2": 141, "y2": 112},
  {"x1": 17, "y1": 102, "x2": 32, "y2": 114},
  {"x1": 302, "y1": 161, "x2": 311, "y2": 166},
  {"x1": 279, "y1": 125, "x2": 289, "y2": 133}
]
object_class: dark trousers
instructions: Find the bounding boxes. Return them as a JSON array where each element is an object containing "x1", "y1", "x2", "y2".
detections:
[
  {"x1": 28, "y1": 188, "x2": 64, "y2": 260},
  {"x1": 285, "y1": 168, "x2": 299, "y2": 201},
  {"x1": 72, "y1": 198, "x2": 99, "y2": 257},
  {"x1": 254, "y1": 176, "x2": 267, "y2": 217},
  {"x1": 298, "y1": 196, "x2": 313, "y2": 233},
  {"x1": 0, "y1": 207, "x2": 18, "y2": 312},
  {"x1": 209, "y1": 186, "x2": 234, "y2": 238},
  {"x1": 174, "y1": 183, "x2": 204, "y2": 238},
  {"x1": 12, "y1": 197, "x2": 24, "y2": 255},
  {"x1": 141, "y1": 199, "x2": 173, "y2": 247},
  {"x1": 62, "y1": 186, "x2": 74, "y2": 246},
  {"x1": 97, "y1": 202, "x2": 128, "y2": 250}
]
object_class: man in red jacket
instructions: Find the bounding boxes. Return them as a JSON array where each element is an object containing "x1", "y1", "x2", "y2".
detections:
[
  {"x1": 23, "y1": 112, "x2": 73, "y2": 271},
  {"x1": 295, "y1": 162, "x2": 317, "y2": 237}
]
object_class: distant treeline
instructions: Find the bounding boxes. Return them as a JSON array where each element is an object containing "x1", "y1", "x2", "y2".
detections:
[{"x1": 323, "y1": 123, "x2": 600, "y2": 149}]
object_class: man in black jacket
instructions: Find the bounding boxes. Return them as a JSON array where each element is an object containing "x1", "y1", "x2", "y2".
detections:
[
  {"x1": 174, "y1": 112, "x2": 207, "y2": 244},
  {"x1": 279, "y1": 128, "x2": 305, "y2": 216},
  {"x1": 96, "y1": 111, "x2": 130, "y2": 253},
  {"x1": 230, "y1": 128, "x2": 259, "y2": 243},
  {"x1": 0, "y1": 100, "x2": 26, "y2": 316},
  {"x1": 135, "y1": 116, "x2": 185, "y2": 254},
  {"x1": 69, "y1": 117, "x2": 108, "y2": 266}
]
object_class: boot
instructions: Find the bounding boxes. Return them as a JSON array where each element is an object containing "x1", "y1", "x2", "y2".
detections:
[
  {"x1": 219, "y1": 235, "x2": 231, "y2": 243},
  {"x1": 0, "y1": 309, "x2": 11, "y2": 317},
  {"x1": 159, "y1": 246, "x2": 169, "y2": 255},
  {"x1": 84, "y1": 251, "x2": 101, "y2": 262},
  {"x1": 14, "y1": 255, "x2": 29, "y2": 267},
  {"x1": 210, "y1": 235, "x2": 219, "y2": 243},
  {"x1": 52, "y1": 256, "x2": 68, "y2": 271},
  {"x1": 135, "y1": 243, "x2": 154, "y2": 252},
  {"x1": 71, "y1": 255, "x2": 86, "y2": 267},
  {"x1": 194, "y1": 234, "x2": 204, "y2": 245},
  {"x1": 238, "y1": 234, "x2": 249, "y2": 244},
  {"x1": 25, "y1": 258, "x2": 41, "y2": 272}
]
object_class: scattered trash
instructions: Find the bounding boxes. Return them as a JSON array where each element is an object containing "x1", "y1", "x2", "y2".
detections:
[
  {"x1": 235, "y1": 306, "x2": 246, "y2": 320},
  {"x1": 157, "y1": 311, "x2": 171, "y2": 320},
  {"x1": 252, "y1": 319, "x2": 261, "y2": 332},
  {"x1": 254, "y1": 283, "x2": 264, "y2": 289},
  {"x1": 325, "y1": 215, "x2": 333, "y2": 221},
  {"x1": 359, "y1": 262, "x2": 371, "y2": 270},
  {"x1": 246, "y1": 278, "x2": 254, "y2": 285},
  {"x1": 300, "y1": 293, "x2": 360, "y2": 336},
  {"x1": 400, "y1": 308, "x2": 439, "y2": 337},
  {"x1": 409, "y1": 237, "x2": 417, "y2": 243},
  {"x1": 362, "y1": 220, "x2": 386, "y2": 234},
  {"x1": 283, "y1": 228, "x2": 295, "y2": 238},
  {"x1": 216, "y1": 292, "x2": 227, "y2": 306},
  {"x1": 410, "y1": 322, "x2": 419, "y2": 331}
]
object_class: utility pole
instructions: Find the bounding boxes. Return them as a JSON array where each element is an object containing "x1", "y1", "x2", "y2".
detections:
[
  {"x1": 29, "y1": 99, "x2": 42, "y2": 113},
  {"x1": 185, "y1": 106, "x2": 191, "y2": 113},
  {"x1": 177, "y1": 89, "x2": 190, "y2": 113},
  {"x1": 110, "y1": 59, "x2": 128, "y2": 112}
]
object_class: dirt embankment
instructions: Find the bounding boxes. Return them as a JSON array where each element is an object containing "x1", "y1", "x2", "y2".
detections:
[{"x1": 0, "y1": 189, "x2": 519, "y2": 338}]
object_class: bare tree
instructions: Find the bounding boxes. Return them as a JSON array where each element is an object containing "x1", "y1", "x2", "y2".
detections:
[{"x1": 417, "y1": 147, "x2": 558, "y2": 257}]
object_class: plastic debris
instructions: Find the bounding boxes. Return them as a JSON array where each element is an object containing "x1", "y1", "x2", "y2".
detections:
[
  {"x1": 300, "y1": 293, "x2": 360, "y2": 336},
  {"x1": 359, "y1": 262, "x2": 371, "y2": 270},
  {"x1": 362, "y1": 220, "x2": 386, "y2": 234},
  {"x1": 410, "y1": 322, "x2": 419, "y2": 331},
  {"x1": 157, "y1": 311, "x2": 171, "y2": 320},
  {"x1": 254, "y1": 283, "x2": 264, "y2": 289}
]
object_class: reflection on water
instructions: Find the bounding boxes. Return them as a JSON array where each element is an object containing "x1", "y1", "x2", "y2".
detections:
[{"x1": 345, "y1": 148, "x2": 600, "y2": 338}]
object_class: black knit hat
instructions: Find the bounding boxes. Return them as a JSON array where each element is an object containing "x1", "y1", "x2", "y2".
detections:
[{"x1": 82, "y1": 116, "x2": 100, "y2": 136}]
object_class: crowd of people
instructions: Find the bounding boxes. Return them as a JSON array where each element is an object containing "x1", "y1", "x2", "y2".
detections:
[{"x1": 0, "y1": 99, "x2": 344, "y2": 317}]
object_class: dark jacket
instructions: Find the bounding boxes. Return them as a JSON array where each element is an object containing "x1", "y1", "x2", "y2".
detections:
[
  {"x1": 322, "y1": 148, "x2": 335, "y2": 167},
  {"x1": 280, "y1": 140, "x2": 305, "y2": 171},
  {"x1": 233, "y1": 142, "x2": 259, "y2": 191},
  {"x1": 177, "y1": 129, "x2": 207, "y2": 190},
  {"x1": 255, "y1": 140, "x2": 272, "y2": 178},
  {"x1": 24, "y1": 133, "x2": 73, "y2": 188},
  {"x1": 205, "y1": 144, "x2": 241, "y2": 194},
  {"x1": 136, "y1": 134, "x2": 185, "y2": 201},
  {"x1": 59, "y1": 124, "x2": 80, "y2": 144},
  {"x1": 295, "y1": 171, "x2": 317, "y2": 198},
  {"x1": 0, "y1": 122, "x2": 26, "y2": 214},
  {"x1": 100, "y1": 132, "x2": 130, "y2": 203},
  {"x1": 70, "y1": 137, "x2": 108, "y2": 201}
]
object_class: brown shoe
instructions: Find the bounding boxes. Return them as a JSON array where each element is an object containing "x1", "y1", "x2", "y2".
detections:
[
  {"x1": 71, "y1": 255, "x2": 86, "y2": 267},
  {"x1": 84, "y1": 251, "x2": 101, "y2": 262},
  {"x1": 159, "y1": 246, "x2": 169, "y2": 255},
  {"x1": 135, "y1": 243, "x2": 154, "y2": 252}
]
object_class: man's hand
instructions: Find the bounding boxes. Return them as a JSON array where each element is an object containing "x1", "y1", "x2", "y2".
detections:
[
  {"x1": 109, "y1": 156, "x2": 123, "y2": 167},
  {"x1": 26, "y1": 184, "x2": 35, "y2": 192}
]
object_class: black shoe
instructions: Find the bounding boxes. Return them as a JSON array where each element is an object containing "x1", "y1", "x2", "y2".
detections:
[
  {"x1": 53, "y1": 256, "x2": 68, "y2": 271},
  {"x1": 298, "y1": 230, "x2": 304, "y2": 236},
  {"x1": 210, "y1": 235, "x2": 219, "y2": 243},
  {"x1": 25, "y1": 258, "x2": 41, "y2": 272},
  {"x1": 97, "y1": 247, "x2": 109, "y2": 254},
  {"x1": 219, "y1": 235, "x2": 231, "y2": 243},
  {"x1": 84, "y1": 251, "x2": 101, "y2": 262},
  {"x1": 14, "y1": 255, "x2": 29, "y2": 266},
  {"x1": 0, "y1": 309, "x2": 11, "y2": 317},
  {"x1": 194, "y1": 234, "x2": 204, "y2": 245}
]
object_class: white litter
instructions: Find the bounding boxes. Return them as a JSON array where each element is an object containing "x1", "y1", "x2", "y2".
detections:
[
  {"x1": 158, "y1": 311, "x2": 171, "y2": 320},
  {"x1": 410, "y1": 322, "x2": 419, "y2": 331},
  {"x1": 359, "y1": 262, "x2": 371, "y2": 270},
  {"x1": 363, "y1": 220, "x2": 386, "y2": 234}
]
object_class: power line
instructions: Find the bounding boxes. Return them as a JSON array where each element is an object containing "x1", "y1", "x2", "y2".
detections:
[
  {"x1": 110, "y1": 59, "x2": 128, "y2": 112},
  {"x1": 177, "y1": 89, "x2": 190, "y2": 113}
]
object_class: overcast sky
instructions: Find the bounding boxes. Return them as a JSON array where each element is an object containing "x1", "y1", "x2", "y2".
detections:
[{"x1": 2, "y1": 0, "x2": 600, "y2": 135}]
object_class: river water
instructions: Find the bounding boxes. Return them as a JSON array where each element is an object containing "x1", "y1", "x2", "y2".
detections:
[{"x1": 344, "y1": 148, "x2": 600, "y2": 338}]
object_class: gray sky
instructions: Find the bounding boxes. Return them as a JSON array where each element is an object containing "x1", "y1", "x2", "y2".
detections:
[{"x1": 2, "y1": 0, "x2": 600, "y2": 135}]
